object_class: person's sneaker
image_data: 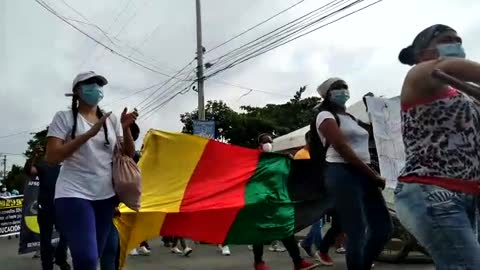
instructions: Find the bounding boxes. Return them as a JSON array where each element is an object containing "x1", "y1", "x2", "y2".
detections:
[
  {"x1": 129, "y1": 249, "x2": 139, "y2": 256},
  {"x1": 138, "y1": 246, "x2": 151, "y2": 256},
  {"x1": 32, "y1": 250, "x2": 41, "y2": 259},
  {"x1": 335, "y1": 247, "x2": 346, "y2": 254},
  {"x1": 317, "y1": 253, "x2": 334, "y2": 266},
  {"x1": 56, "y1": 262, "x2": 71, "y2": 270},
  {"x1": 221, "y1": 245, "x2": 231, "y2": 256},
  {"x1": 294, "y1": 259, "x2": 319, "y2": 270},
  {"x1": 183, "y1": 247, "x2": 193, "y2": 257},
  {"x1": 171, "y1": 247, "x2": 183, "y2": 254},
  {"x1": 254, "y1": 262, "x2": 269, "y2": 270},
  {"x1": 269, "y1": 242, "x2": 286, "y2": 252},
  {"x1": 298, "y1": 241, "x2": 313, "y2": 257}
]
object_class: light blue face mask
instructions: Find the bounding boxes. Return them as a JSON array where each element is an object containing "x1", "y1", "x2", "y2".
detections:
[
  {"x1": 329, "y1": 89, "x2": 350, "y2": 107},
  {"x1": 436, "y1": 43, "x2": 466, "y2": 58},
  {"x1": 79, "y1": 83, "x2": 104, "y2": 106}
]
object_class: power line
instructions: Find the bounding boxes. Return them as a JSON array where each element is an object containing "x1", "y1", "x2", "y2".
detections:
[
  {"x1": 140, "y1": 81, "x2": 196, "y2": 122},
  {"x1": 205, "y1": 0, "x2": 384, "y2": 79},
  {"x1": 0, "y1": 127, "x2": 46, "y2": 140},
  {"x1": 207, "y1": 0, "x2": 355, "y2": 75},
  {"x1": 206, "y1": 0, "x2": 307, "y2": 54},
  {"x1": 207, "y1": 0, "x2": 350, "y2": 69},
  {"x1": 209, "y1": 79, "x2": 292, "y2": 97},
  {"x1": 206, "y1": 0, "x2": 344, "y2": 65},
  {"x1": 135, "y1": 59, "x2": 196, "y2": 110},
  {"x1": 34, "y1": 0, "x2": 189, "y2": 81}
]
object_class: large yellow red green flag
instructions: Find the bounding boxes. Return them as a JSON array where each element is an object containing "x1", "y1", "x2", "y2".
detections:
[{"x1": 116, "y1": 130, "x2": 329, "y2": 267}]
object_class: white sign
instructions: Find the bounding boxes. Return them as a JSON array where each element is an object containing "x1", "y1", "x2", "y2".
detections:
[{"x1": 366, "y1": 97, "x2": 404, "y2": 205}]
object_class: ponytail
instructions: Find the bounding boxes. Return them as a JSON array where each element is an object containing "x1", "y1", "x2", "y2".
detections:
[
  {"x1": 96, "y1": 106, "x2": 110, "y2": 146},
  {"x1": 71, "y1": 95, "x2": 79, "y2": 139}
]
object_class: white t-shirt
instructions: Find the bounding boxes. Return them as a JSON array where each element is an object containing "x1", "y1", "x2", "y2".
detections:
[
  {"x1": 316, "y1": 111, "x2": 370, "y2": 163},
  {"x1": 47, "y1": 110, "x2": 123, "y2": 200}
]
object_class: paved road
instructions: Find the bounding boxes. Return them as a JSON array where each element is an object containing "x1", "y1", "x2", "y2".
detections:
[{"x1": 0, "y1": 238, "x2": 434, "y2": 270}]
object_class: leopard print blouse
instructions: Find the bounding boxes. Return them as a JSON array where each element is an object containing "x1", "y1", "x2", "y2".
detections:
[{"x1": 399, "y1": 88, "x2": 480, "y2": 182}]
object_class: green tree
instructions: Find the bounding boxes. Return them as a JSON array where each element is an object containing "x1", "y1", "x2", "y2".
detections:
[
  {"x1": 180, "y1": 86, "x2": 321, "y2": 148},
  {"x1": 3, "y1": 128, "x2": 48, "y2": 193},
  {"x1": 4, "y1": 164, "x2": 28, "y2": 193},
  {"x1": 24, "y1": 128, "x2": 48, "y2": 160}
]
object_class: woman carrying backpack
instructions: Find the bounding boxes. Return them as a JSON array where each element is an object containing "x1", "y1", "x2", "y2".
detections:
[
  {"x1": 314, "y1": 78, "x2": 392, "y2": 270},
  {"x1": 395, "y1": 24, "x2": 480, "y2": 269},
  {"x1": 46, "y1": 71, "x2": 138, "y2": 270}
]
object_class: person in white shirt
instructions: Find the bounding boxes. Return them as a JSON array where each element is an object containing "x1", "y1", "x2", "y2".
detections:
[
  {"x1": 46, "y1": 71, "x2": 137, "y2": 270},
  {"x1": 314, "y1": 78, "x2": 392, "y2": 270},
  {"x1": 0, "y1": 187, "x2": 10, "y2": 197}
]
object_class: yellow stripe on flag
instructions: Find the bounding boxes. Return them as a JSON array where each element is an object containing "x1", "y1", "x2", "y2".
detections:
[
  {"x1": 137, "y1": 130, "x2": 208, "y2": 212},
  {"x1": 117, "y1": 130, "x2": 208, "y2": 268}
]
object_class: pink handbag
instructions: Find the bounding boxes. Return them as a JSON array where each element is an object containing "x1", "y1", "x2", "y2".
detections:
[{"x1": 112, "y1": 141, "x2": 142, "y2": 211}]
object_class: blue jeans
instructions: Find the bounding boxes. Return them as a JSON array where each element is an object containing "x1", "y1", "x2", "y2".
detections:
[
  {"x1": 100, "y1": 224, "x2": 119, "y2": 270},
  {"x1": 395, "y1": 182, "x2": 480, "y2": 270},
  {"x1": 325, "y1": 163, "x2": 392, "y2": 270},
  {"x1": 302, "y1": 219, "x2": 323, "y2": 253}
]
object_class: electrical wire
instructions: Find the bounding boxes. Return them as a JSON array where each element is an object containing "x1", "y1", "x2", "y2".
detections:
[
  {"x1": 209, "y1": 79, "x2": 292, "y2": 97},
  {"x1": 0, "y1": 128, "x2": 46, "y2": 140},
  {"x1": 207, "y1": 0, "x2": 353, "y2": 69},
  {"x1": 206, "y1": 0, "x2": 344, "y2": 65},
  {"x1": 206, "y1": 0, "x2": 307, "y2": 54},
  {"x1": 35, "y1": 0, "x2": 192, "y2": 81},
  {"x1": 207, "y1": 0, "x2": 355, "y2": 74},
  {"x1": 135, "y1": 59, "x2": 196, "y2": 110},
  {"x1": 139, "y1": 81, "x2": 196, "y2": 122},
  {"x1": 205, "y1": 0, "x2": 384, "y2": 80}
]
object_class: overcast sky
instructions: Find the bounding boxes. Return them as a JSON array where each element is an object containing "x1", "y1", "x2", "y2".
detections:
[{"x1": 0, "y1": 0, "x2": 478, "y2": 169}]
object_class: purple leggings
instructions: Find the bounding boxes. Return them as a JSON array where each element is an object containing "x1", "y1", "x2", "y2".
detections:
[{"x1": 55, "y1": 197, "x2": 116, "y2": 270}]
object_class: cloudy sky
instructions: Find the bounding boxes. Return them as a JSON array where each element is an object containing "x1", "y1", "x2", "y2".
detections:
[{"x1": 0, "y1": 0, "x2": 478, "y2": 169}]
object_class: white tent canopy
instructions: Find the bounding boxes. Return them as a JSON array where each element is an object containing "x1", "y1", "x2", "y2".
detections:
[{"x1": 272, "y1": 100, "x2": 370, "y2": 152}]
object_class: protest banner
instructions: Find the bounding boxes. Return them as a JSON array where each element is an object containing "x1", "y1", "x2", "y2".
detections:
[
  {"x1": 18, "y1": 176, "x2": 59, "y2": 254},
  {"x1": 0, "y1": 195, "x2": 23, "y2": 238},
  {"x1": 366, "y1": 96, "x2": 404, "y2": 206}
]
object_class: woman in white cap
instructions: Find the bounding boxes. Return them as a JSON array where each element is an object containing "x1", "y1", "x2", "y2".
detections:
[
  {"x1": 313, "y1": 78, "x2": 392, "y2": 270},
  {"x1": 46, "y1": 71, "x2": 138, "y2": 270}
]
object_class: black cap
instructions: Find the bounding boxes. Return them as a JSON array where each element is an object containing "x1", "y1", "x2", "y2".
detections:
[{"x1": 399, "y1": 24, "x2": 456, "y2": 66}]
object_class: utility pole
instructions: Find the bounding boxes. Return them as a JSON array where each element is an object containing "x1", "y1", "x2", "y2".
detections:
[
  {"x1": 2, "y1": 155, "x2": 6, "y2": 181},
  {"x1": 195, "y1": 0, "x2": 205, "y2": 121}
]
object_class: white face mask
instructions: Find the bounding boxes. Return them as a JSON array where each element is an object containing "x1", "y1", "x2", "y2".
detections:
[{"x1": 261, "y1": 143, "x2": 273, "y2": 152}]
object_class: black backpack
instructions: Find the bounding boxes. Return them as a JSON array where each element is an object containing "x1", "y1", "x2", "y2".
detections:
[{"x1": 308, "y1": 110, "x2": 340, "y2": 166}]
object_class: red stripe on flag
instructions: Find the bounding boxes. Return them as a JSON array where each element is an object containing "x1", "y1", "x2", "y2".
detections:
[{"x1": 161, "y1": 140, "x2": 261, "y2": 242}]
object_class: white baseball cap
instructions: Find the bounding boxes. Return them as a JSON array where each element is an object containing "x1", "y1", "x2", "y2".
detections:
[
  {"x1": 66, "y1": 71, "x2": 108, "y2": 97},
  {"x1": 316, "y1": 77, "x2": 343, "y2": 98}
]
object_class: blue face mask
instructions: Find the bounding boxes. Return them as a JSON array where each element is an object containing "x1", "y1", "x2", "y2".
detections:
[
  {"x1": 79, "y1": 83, "x2": 104, "y2": 106},
  {"x1": 436, "y1": 43, "x2": 466, "y2": 58},
  {"x1": 329, "y1": 89, "x2": 350, "y2": 107}
]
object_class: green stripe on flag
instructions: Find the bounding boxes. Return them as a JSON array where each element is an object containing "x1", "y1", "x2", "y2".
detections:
[{"x1": 225, "y1": 153, "x2": 295, "y2": 244}]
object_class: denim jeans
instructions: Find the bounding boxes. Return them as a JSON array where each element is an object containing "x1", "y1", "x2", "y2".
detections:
[
  {"x1": 395, "y1": 182, "x2": 480, "y2": 270},
  {"x1": 325, "y1": 163, "x2": 392, "y2": 270},
  {"x1": 302, "y1": 219, "x2": 323, "y2": 252},
  {"x1": 100, "y1": 224, "x2": 119, "y2": 270}
]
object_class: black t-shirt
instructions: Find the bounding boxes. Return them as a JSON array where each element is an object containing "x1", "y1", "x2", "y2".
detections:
[{"x1": 35, "y1": 160, "x2": 61, "y2": 209}]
